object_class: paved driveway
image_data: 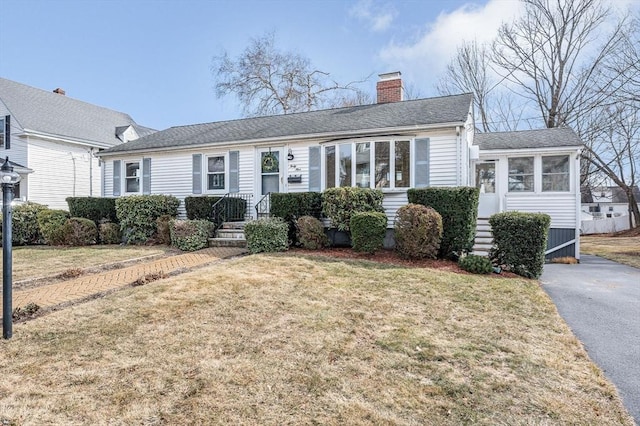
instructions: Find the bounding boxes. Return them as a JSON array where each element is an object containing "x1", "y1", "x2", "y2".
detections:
[{"x1": 540, "y1": 255, "x2": 640, "y2": 424}]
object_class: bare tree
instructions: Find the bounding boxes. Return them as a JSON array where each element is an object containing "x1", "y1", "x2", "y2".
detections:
[
  {"x1": 437, "y1": 40, "x2": 495, "y2": 132},
  {"x1": 492, "y1": 0, "x2": 626, "y2": 129},
  {"x1": 212, "y1": 32, "x2": 369, "y2": 116}
]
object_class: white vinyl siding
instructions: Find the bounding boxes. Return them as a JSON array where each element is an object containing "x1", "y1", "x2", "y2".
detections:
[
  {"x1": 428, "y1": 134, "x2": 458, "y2": 186},
  {"x1": 505, "y1": 194, "x2": 577, "y2": 228}
]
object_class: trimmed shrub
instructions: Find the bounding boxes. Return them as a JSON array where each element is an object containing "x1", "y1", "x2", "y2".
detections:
[
  {"x1": 322, "y1": 187, "x2": 384, "y2": 231},
  {"x1": 458, "y1": 254, "x2": 493, "y2": 274},
  {"x1": 408, "y1": 187, "x2": 479, "y2": 259},
  {"x1": 184, "y1": 196, "x2": 247, "y2": 226},
  {"x1": 99, "y1": 222, "x2": 122, "y2": 245},
  {"x1": 489, "y1": 211, "x2": 551, "y2": 279},
  {"x1": 36, "y1": 209, "x2": 70, "y2": 245},
  {"x1": 270, "y1": 192, "x2": 323, "y2": 244},
  {"x1": 115, "y1": 195, "x2": 180, "y2": 244},
  {"x1": 12, "y1": 202, "x2": 48, "y2": 245},
  {"x1": 61, "y1": 217, "x2": 98, "y2": 246},
  {"x1": 394, "y1": 204, "x2": 443, "y2": 259},
  {"x1": 350, "y1": 212, "x2": 387, "y2": 254},
  {"x1": 170, "y1": 219, "x2": 214, "y2": 252},
  {"x1": 155, "y1": 215, "x2": 172, "y2": 245},
  {"x1": 66, "y1": 197, "x2": 117, "y2": 224},
  {"x1": 244, "y1": 217, "x2": 288, "y2": 254},
  {"x1": 296, "y1": 215, "x2": 328, "y2": 250}
]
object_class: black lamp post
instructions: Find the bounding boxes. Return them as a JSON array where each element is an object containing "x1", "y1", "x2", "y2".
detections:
[{"x1": 1, "y1": 156, "x2": 21, "y2": 339}]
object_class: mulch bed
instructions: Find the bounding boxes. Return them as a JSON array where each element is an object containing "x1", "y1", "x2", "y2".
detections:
[{"x1": 289, "y1": 247, "x2": 519, "y2": 278}]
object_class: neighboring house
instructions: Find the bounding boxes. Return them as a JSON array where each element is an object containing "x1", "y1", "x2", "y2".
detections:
[
  {"x1": 582, "y1": 185, "x2": 640, "y2": 219},
  {"x1": 0, "y1": 77, "x2": 155, "y2": 209},
  {"x1": 98, "y1": 72, "x2": 584, "y2": 259}
]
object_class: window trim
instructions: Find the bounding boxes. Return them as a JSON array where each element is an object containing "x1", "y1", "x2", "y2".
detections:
[
  {"x1": 322, "y1": 137, "x2": 415, "y2": 191},
  {"x1": 124, "y1": 160, "x2": 141, "y2": 194},
  {"x1": 507, "y1": 156, "x2": 534, "y2": 193},
  {"x1": 204, "y1": 153, "x2": 228, "y2": 193},
  {"x1": 541, "y1": 154, "x2": 570, "y2": 193}
]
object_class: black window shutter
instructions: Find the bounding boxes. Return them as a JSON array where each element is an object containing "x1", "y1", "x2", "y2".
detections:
[
  {"x1": 112, "y1": 160, "x2": 121, "y2": 196},
  {"x1": 308, "y1": 146, "x2": 321, "y2": 192},
  {"x1": 192, "y1": 154, "x2": 202, "y2": 194}
]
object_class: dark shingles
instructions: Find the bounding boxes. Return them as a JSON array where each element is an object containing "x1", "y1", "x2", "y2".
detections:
[
  {"x1": 475, "y1": 127, "x2": 583, "y2": 150},
  {"x1": 101, "y1": 93, "x2": 473, "y2": 154}
]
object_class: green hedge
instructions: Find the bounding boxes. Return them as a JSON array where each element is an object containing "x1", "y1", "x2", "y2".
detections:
[
  {"x1": 350, "y1": 212, "x2": 387, "y2": 254},
  {"x1": 66, "y1": 197, "x2": 117, "y2": 224},
  {"x1": 36, "y1": 209, "x2": 70, "y2": 245},
  {"x1": 11, "y1": 202, "x2": 48, "y2": 245},
  {"x1": 115, "y1": 195, "x2": 180, "y2": 244},
  {"x1": 184, "y1": 196, "x2": 247, "y2": 227},
  {"x1": 244, "y1": 217, "x2": 288, "y2": 254},
  {"x1": 407, "y1": 187, "x2": 479, "y2": 259},
  {"x1": 489, "y1": 211, "x2": 551, "y2": 279},
  {"x1": 322, "y1": 187, "x2": 384, "y2": 231},
  {"x1": 270, "y1": 192, "x2": 322, "y2": 244},
  {"x1": 61, "y1": 217, "x2": 98, "y2": 246},
  {"x1": 170, "y1": 219, "x2": 214, "y2": 251}
]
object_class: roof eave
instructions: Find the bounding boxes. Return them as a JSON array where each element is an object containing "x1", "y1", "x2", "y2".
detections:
[
  {"x1": 97, "y1": 121, "x2": 466, "y2": 157},
  {"x1": 22, "y1": 129, "x2": 117, "y2": 149},
  {"x1": 478, "y1": 145, "x2": 583, "y2": 156}
]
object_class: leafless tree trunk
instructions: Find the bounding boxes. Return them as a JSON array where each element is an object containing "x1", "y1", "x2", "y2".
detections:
[{"x1": 211, "y1": 32, "x2": 369, "y2": 117}]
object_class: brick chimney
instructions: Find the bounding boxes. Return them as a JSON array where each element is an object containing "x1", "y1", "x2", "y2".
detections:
[
  {"x1": 53, "y1": 88, "x2": 66, "y2": 96},
  {"x1": 376, "y1": 71, "x2": 403, "y2": 104}
]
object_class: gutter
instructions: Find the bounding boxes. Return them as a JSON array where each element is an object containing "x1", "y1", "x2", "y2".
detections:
[{"x1": 96, "y1": 121, "x2": 466, "y2": 158}]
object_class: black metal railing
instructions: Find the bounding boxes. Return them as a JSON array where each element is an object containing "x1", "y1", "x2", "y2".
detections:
[
  {"x1": 255, "y1": 192, "x2": 271, "y2": 218},
  {"x1": 211, "y1": 193, "x2": 253, "y2": 229}
]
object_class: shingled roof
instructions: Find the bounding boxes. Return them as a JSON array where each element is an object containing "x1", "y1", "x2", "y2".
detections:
[
  {"x1": 100, "y1": 93, "x2": 473, "y2": 155},
  {"x1": 0, "y1": 77, "x2": 155, "y2": 148},
  {"x1": 474, "y1": 127, "x2": 583, "y2": 150}
]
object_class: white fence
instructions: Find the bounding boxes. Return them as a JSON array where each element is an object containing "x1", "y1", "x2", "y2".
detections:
[{"x1": 581, "y1": 215, "x2": 633, "y2": 234}]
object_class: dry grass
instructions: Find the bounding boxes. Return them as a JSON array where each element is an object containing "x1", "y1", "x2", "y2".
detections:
[
  {"x1": 0, "y1": 253, "x2": 633, "y2": 425},
  {"x1": 581, "y1": 235, "x2": 640, "y2": 269},
  {"x1": 550, "y1": 256, "x2": 579, "y2": 264},
  {"x1": 5, "y1": 245, "x2": 173, "y2": 282}
]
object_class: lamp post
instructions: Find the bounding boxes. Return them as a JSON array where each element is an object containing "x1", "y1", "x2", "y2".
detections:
[{"x1": 1, "y1": 156, "x2": 21, "y2": 339}]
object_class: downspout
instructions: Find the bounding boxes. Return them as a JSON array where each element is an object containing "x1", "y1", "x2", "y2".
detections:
[
  {"x1": 88, "y1": 148, "x2": 94, "y2": 196},
  {"x1": 456, "y1": 126, "x2": 462, "y2": 185}
]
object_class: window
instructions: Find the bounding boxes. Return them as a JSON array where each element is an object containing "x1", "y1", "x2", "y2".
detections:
[
  {"x1": 508, "y1": 157, "x2": 534, "y2": 192},
  {"x1": 542, "y1": 155, "x2": 569, "y2": 192},
  {"x1": 207, "y1": 155, "x2": 225, "y2": 190},
  {"x1": 324, "y1": 139, "x2": 412, "y2": 190},
  {"x1": 125, "y1": 162, "x2": 140, "y2": 193}
]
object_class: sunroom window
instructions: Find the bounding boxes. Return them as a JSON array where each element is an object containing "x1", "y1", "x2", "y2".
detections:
[
  {"x1": 542, "y1": 155, "x2": 569, "y2": 192},
  {"x1": 508, "y1": 157, "x2": 534, "y2": 192}
]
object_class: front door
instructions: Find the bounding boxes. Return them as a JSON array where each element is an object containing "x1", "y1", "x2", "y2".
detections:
[
  {"x1": 259, "y1": 148, "x2": 282, "y2": 195},
  {"x1": 475, "y1": 161, "x2": 498, "y2": 218}
]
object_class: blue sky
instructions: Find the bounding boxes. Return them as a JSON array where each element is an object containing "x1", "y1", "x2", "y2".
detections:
[{"x1": 0, "y1": 0, "x2": 608, "y2": 131}]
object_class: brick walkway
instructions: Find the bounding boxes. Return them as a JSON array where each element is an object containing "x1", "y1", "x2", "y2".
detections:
[{"x1": 3, "y1": 247, "x2": 247, "y2": 316}]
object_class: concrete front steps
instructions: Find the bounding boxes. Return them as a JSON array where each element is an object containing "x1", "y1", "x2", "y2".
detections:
[
  {"x1": 208, "y1": 221, "x2": 247, "y2": 248},
  {"x1": 472, "y1": 218, "x2": 493, "y2": 256}
]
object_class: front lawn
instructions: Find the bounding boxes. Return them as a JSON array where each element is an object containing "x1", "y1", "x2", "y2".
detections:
[
  {"x1": 0, "y1": 253, "x2": 633, "y2": 424},
  {"x1": 581, "y1": 235, "x2": 640, "y2": 269}
]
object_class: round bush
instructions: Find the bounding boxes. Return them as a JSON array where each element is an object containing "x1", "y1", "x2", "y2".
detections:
[
  {"x1": 350, "y1": 211, "x2": 387, "y2": 254},
  {"x1": 296, "y1": 216, "x2": 328, "y2": 250},
  {"x1": 62, "y1": 217, "x2": 98, "y2": 246},
  {"x1": 36, "y1": 209, "x2": 70, "y2": 245},
  {"x1": 458, "y1": 254, "x2": 493, "y2": 274},
  {"x1": 11, "y1": 202, "x2": 48, "y2": 245},
  {"x1": 394, "y1": 204, "x2": 443, "y2": 259},
  {"x1": 99, "y1": 222, "x2": 122, "y2": 245},
  {"x1": 244, "y1": 217, "x2": 288, "y2": 254},
  {"x1": 169, "y1": 219, "x2": 214, "y2": 252}
]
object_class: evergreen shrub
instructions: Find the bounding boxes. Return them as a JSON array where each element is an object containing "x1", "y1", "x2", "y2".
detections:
[
  {"x1": 61, "y1": 217, "x2": 98, "y2": 246},
  {"x1": 115, "y1": 195, "x2": 180, "y2": 244},
  {"x1": 244, "y1": 217, "x2": 288, "y2": 254},
  {"x1": 350, "y1": 211, "x2": 387, "y2": 254},
  {"x1": 394, "y1": 204, "x2": 442, "y2": 259},
  {"x1": 36, "y1": 209, "x2": 70, "y2": 245},
  {"x1": 458, "y1": 254, "x2": 493, "y2": 274},
  {"x1": 66, "y1": 197, "x2": 117, "y2": 224},
  {"x1": 489, "y1": 211, "x2": 551, "y2": 279},
  {"x1": 296, "y1": 215, "x2": 328, "y2": 250},
  {"x1": 322, "y1": 187, "x2": 384, "y2": 231},
  {"x1": 170, "y1": 219, "x2": 214, "y2": 251}
]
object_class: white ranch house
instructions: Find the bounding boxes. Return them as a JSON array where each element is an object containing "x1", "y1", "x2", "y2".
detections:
[{"x1": 98, "y1": 73, "x2": 583, "y2": 259}]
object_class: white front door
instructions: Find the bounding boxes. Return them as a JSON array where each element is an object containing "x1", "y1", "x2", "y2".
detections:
[
  {"x1": 475, "y1": 161, "x2": 498, "y2": 218},
  {"x1": 258, "y1": 148, "x2": 282, "y2": 195}
]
